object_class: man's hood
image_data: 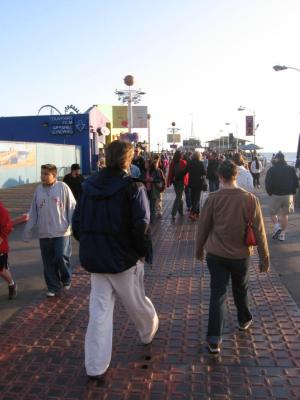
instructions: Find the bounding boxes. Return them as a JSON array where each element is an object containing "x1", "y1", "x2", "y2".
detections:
[{"x1": 82, "y1": 168, "x2": 132, "y2": 199}]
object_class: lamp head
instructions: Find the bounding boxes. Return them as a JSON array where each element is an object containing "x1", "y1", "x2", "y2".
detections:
[{"x1": 273, "y1": 65, "x2": 288, "y2": 71}]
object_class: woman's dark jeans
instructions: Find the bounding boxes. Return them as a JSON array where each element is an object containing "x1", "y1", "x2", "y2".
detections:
[
  {"x1": 184, "y1": 185, "x2": 192, "y2": 210},
  {"x1": 172, "y1": 181, "x2": 184, "y2": 216},
  {"x1": 190, "y1": 187, "x2": 201, "y2": 214},
  {"x1": 206, "y1": 253, "x2": 252, "y2": 344},
  {"x1": 252, "y1": 173, "x2": 260, "y2": 187}
]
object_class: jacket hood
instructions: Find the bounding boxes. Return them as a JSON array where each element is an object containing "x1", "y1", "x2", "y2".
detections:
[{"x1": 82, "y1": 168, "x2": 132, "y2": 199}]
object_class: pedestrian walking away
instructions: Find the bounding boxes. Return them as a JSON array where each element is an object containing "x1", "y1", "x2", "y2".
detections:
[
  {"x1": 23, "y1": 164, "x2": 76, "y2": 297},
  {"x1": 207, "y1": 152, "x2": 220, "y2": 192},
  {"x1": 232, "y1": 153, "x2": 254, "y2": 192},
  {"x1": 250, "y1": 156, "x2": 263, "y2": 188},
  {"x1": 265, "y1": 152, "x2": 299, "y2": 241},
  {"x1": 185, "y1": 151, "x2": 207, "y2": 221},
  {"x1": 196, "y1": 160, "x2": 270, "y2": 354},
  {"x1": 167, "y1": 150, "x2": 188, "y2": 219},
  {"x1": 141, "y1": 157, "x2": 166, "y2": 222},
  {"x1": 72, "y1": 140, "x2": 158, "y2": 381}
]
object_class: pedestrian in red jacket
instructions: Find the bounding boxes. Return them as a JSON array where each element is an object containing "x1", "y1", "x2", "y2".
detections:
[
  {"x1": 167, "y1": 150, "x2": 188, "y2": 219},
  {"x1": 0, "y1": 201, "x2": 17, "y2": 299}
]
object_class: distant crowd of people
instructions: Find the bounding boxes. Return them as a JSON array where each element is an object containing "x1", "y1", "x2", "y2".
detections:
[{"x1": 0, "y1": 141, "x2": 299, "y2": 379}]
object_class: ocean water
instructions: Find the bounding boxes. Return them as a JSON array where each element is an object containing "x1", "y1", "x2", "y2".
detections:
[{"x1": 262, "y1": 152, "x2": 297, "y2": 165}]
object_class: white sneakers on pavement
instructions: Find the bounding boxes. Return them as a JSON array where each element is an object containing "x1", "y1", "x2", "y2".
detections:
[
  {"x1": 272, "y1": 225, "x2": 282, "y2": 240},
  {"x1": 278, "y1": 231, "x2": 286, "y2": 241}
]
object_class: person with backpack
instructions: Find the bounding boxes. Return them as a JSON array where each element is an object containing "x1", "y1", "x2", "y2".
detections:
[{"x1": 72, "y1": 140, "x2": 158, "y2": 381}]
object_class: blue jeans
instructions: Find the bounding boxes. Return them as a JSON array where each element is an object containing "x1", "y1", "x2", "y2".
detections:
[
  {"x1": 206, "y1": 253, "x2": 252, "y2": 344},
  {"x1": 209, "y1": 180, "x2": 219, "y2": 192},
  {"x1": 40, "y1": 236, "x2": 72, "y2": 293}
]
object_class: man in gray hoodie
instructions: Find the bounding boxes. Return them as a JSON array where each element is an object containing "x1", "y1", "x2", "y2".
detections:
[{"x1": 23, "y1": 164, "x2": 76, "y2": 297}]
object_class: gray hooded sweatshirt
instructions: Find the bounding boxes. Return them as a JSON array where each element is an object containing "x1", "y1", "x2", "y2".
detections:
[{"x1": 23, "y1": 181, "x2": 76, "y2": 240}]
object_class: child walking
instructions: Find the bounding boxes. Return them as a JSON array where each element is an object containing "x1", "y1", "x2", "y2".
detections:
[{"x1": 0, "y1": 201, "x2": 17, "y2": 300}]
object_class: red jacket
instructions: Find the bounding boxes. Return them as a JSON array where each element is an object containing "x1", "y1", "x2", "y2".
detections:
[
  {"x1": 167, "y1": 159, "x2": 189, "y2": 187},
  {"x1": 0, "y1": 202, "x2": 13, "y2": 253}
]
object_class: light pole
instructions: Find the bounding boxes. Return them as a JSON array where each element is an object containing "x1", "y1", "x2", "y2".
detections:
[
  {"x1": 115, "y1": 75, "x2": 146, "y2": 134},
  {"x1": 168, "y1": 122, "x2": 180, "y2": 151},
  {"x1": 273, "y1": 64, "x2": 300, "y2": 169},
  {"x1": 147, "y1": 113, "x2": 151, "y2": 153},
  {"x1": 225, "y1": 122, "x2": 237, "y2": 150},
  {"x1": 237, "y1": 106, "x2": 258, "y2": 145}
]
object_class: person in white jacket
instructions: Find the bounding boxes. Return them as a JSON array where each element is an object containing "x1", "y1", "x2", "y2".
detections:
[
  {"x1": 23, "y1": 164, "x2": 76, "y2": 297},
  {"x1": 232, "y1": 153, "x2": 254, "y2": 192},
  {"x1": 250, "y1": 156, "x2": 263, "y2": 188}
]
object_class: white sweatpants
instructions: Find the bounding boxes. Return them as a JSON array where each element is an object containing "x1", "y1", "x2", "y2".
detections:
[{"x1": 85, "y1": 260, "x2": 159, "y2": 376}]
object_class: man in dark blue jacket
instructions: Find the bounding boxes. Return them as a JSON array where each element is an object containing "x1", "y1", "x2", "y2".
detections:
[
  {"x1": 72, "y1": 140, "x2": 158, "y2": 381},
  {"x1": 265, "y1": 152, "x2": 299, "y2": 241}
]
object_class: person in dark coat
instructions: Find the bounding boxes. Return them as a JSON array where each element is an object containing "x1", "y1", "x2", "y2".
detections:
[
  {"x1": 207, "y1": 152, "x2": 220, "y2": 192},
  {"x1": 132, "y1": 147, "x2": 146, "y2": 173},
  {"x1": 63, "y1": 163, "x2": 85, "y2": 200},
  {"x1": 72, "y1": 140, "x2": 158, "y2": 381},
  {"x1": 185, "y1": 151, "x2": 207, "y2": 220},
  {"x1": 265, "y1": 152, "x2": 299, "y2": 241},
  {"x1": 167, "y1": 150, "x2": 188, "y2": 219}
]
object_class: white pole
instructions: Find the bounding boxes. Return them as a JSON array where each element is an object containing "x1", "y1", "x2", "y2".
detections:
[
  {"x1": 128, "y1": 89, "x2": 132, "y2": 134},
  {"x1": 253, "y1": 111, "x2": 256, "y2": 145}
]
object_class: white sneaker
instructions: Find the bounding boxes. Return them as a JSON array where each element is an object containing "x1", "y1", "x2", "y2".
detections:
[
  {"x1": 46, "y1": 291, "x2": 55, "y2": 297},
  {"x1": 141, "y1": 314, "x2": 159, "y2": 344},
  {"x1": 278, "y1": 231, "x2": 286, "y2": 241},
  {"x1": 63, "y1": 283, "x2": 71, "y2": 290},
  {"x1": 272, "y1": 226, "x2": 282, "y2": 239}
]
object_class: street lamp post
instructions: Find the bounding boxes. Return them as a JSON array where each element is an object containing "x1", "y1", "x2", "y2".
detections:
[
  {"x1": 237, "y1": 106, "x2": 258, "y2": 145},
  {"x1": 115, "y1": 75, "x2": 146, "y2": 134},
  {"x1": 168, "y1": 122, "x2": 180, "y2": 151},
  {"x1": 273, "y1": 64, "x2": 300, "y2": 170},
  {"x1": 225, "y1": 122, "x2": 237, "y2": 150}
]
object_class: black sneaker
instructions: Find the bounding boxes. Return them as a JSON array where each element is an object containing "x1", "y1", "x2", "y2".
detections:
[
  {"x1": 87, "y1": 372, "x2": 107, "y2": 382},
  {"x1": 239, "y1": 319, "x2": 253, "y2": 331},
  {"x1": 207, "y1": 342, "x2": 221, "y2": 354},
  {"x1": 8, "y1": 282, "x2": 17, "y2": 300}
]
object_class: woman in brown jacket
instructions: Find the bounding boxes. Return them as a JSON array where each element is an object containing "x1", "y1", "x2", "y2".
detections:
[{"x1": 196, "y1": 160, "x2": 269, "y2": 354}]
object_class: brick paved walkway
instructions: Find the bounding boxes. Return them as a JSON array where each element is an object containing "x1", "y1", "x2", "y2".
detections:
[{"x1": 1, "y1": 188, "x2": 300, "y2": 399}]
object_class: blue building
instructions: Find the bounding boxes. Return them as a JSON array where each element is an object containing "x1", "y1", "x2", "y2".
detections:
[{"x1": 0, "y1": 106, "x2": 110, "y2": 178}]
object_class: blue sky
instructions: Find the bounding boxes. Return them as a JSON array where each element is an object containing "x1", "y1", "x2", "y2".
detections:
[{"x1": 1, "y1": 0, "x2": 300, "y2": 152}]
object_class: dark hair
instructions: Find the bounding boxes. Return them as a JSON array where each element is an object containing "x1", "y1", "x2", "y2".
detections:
[
  {"x1": 172, "y1": 150, "x2": 182, "y2": 163},
  {"x1": 105, "y1": 140, "x2": 134, "y2": 170},
  {"x1": 71, "y1": 163, "x2": 80, "y2": 171},
  {"x1": 218, "y1": 160, "x2": 237, "y2": 181},
  {"x1": 275, "y1": 152, "x2": 286, "y2": 164},
  {"x1": 41, "y1": 164, "x2": 57, "y2": 174},
  {"x1": 232, "y1": 153, "x2": 244, "y2": 166}
]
